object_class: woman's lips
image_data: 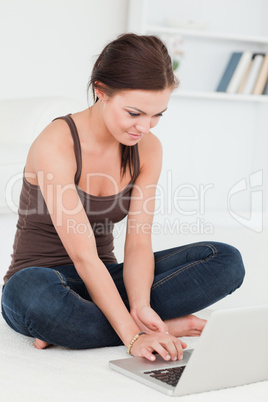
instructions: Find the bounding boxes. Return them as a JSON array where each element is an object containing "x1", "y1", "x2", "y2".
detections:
[{"x1": 127, "y1": 132, "x2": 142, "y2": 139}]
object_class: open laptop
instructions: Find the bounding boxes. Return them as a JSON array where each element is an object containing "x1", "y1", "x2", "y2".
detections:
[{"x1": 109, "y1": 305, "x2": 268, "y2": 396}]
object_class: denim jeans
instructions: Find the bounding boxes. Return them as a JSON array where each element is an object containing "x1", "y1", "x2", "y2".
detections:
[{"x1": 1, "y1": 241, "x2": 245, "y2": 349}]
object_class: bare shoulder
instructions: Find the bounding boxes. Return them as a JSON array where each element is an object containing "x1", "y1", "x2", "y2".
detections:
[
  {"x1": 26, "y1": 118, "x2": 76, "y2": 177},
  {"x1": 138, "y1": 131, "x2": 163, "y2": 173},
  {"x1": 33, "y1": 118, "x2": 74, "y2": 154}
]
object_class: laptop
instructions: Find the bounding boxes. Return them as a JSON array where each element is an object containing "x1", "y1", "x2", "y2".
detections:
[{"x1": 109, "y1": 305, "x2": 268, "y2": 396}]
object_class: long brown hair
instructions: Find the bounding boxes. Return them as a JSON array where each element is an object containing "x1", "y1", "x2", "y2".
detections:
[{"x1": 88, "y1": 33, "x2": 178, "y2": 179}]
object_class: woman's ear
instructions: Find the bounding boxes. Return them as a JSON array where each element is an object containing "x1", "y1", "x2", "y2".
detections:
[{"x1": 94, "y1": 82, "x2": 107, "y2": 102}]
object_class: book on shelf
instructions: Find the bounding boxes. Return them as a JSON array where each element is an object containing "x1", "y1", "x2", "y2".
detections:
[
  {"x1": 226, "y1": 51, "x2": 252, "y2": 93},
  {"x1": 238, "y1": 60, "x2": 252, "y2": 93},
  {"x1": 216, "y1": 52, "x2": 242, "y2": 92},
  {"x1": 242, "y1": 53, "x2": 265, "y2": 95},
  {"x1": 253, "y1": 54, "x2": 268, "y2": 95},
  {"x1": 216, "y1": 51, "x2": 268, "y2": 95}
]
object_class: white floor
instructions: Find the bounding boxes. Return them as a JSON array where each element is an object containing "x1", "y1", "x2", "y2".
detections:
[{"x1": 0, "y1": 213, "x2": 268, "y2": 401}]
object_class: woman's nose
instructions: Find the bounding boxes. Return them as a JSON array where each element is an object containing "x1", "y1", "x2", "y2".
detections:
[{"x1": 136, "y1": 122, "x2": 150, "y2": 135}]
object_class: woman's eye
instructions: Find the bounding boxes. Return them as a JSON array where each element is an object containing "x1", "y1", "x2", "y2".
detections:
[
  {"x1": 128, "y1": 111, "x2": 163, "y2": 118},
  {"x1": 128, "y1": 112, "x2": 140, "y2": 117}
]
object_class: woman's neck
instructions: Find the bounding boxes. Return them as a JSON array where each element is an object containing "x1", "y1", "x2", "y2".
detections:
[{"x1": 85, "y1": 102, "x2": 119, "y2": 151}]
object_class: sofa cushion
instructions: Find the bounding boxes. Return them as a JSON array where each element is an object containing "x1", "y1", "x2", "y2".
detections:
[{"x1": 0, "y1": 97, "x2": 82, "y2": 144}]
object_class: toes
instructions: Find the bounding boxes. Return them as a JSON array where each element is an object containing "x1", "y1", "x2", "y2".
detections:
[
  {"x1": 34, "y1": 339, "x2": 51, "y2": 349},
  {"x1": 186, "y1": 315, "x2": 207, "y2": 335}
]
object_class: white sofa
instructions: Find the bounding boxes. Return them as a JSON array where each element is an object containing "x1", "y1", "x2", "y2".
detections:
[{"x1": 0, "y1": 97, "x2": 83, "y2": 214}]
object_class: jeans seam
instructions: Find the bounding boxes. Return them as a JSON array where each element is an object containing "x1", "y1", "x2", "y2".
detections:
[
  {"x1": 152, "y1": 260, "x2": 201, "y2": 291},
  {"x1": 54, "y1": 270, "x2": 91, "y2": 304},
  {"x1": 53, "y1": 270, "x2": 67, "y2": 288},
  {"x1": 53, "y1": 269, "x2": 92, "y2": 304},
  {"x1": 152, "y1": 243, "x2": 218, "y2": 291},
  {"x1": 155, "y1": 243, "x2": 217, "y2": 263}
]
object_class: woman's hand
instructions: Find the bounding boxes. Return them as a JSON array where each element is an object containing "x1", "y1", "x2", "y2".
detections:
[
  {"x1": 130, "y1": 305, "x2": 168, "y2": 334},
  {"x1": 130, "y1": 332, "x2": 187, "y2": 362}
]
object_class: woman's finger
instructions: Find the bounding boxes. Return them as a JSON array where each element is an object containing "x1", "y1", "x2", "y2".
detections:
[
  {"x1": 172, "y1": 338, "x2": 185, "y2": 360},
  {"x1": 150, "y1": 319, "x2": 168, "y2": 333},
  {"x1": 158, "y1": 335, "x2": 185, "y2": 361},
  {"x1": 160, "y1": 338, "x2": 180, "y2": 361},
  {"x1": 180, "y1": 340, "x2": 188, "y2": 349},
  {"x1": 151, "y1": 341, "x2": 172, "y2": 361},
  {"x1": 139, "y1": 347, "x2": 157, "y2": 361}
]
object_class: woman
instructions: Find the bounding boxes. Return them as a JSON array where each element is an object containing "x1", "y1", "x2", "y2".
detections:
[{"x1": 1, "y1": 34, "x2": 245, "y2": 362}]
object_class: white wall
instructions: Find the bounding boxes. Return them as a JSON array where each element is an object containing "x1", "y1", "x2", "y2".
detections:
[
  {"x1": 0, "y1": 0, "x2": 129, "y2": 107},
  {"x1": 0, "y1": 0, "x2": 267, "y2": 307}
]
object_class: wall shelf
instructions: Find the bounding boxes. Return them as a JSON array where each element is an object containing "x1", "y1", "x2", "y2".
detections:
[
  {"x1": 172, "y1": 90, "x2": 268, "y2": 102},
  {"x1": 146, "y1": 25, "x2": 268, "y2": 45}
]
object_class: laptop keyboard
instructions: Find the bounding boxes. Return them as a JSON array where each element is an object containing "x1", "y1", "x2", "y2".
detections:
[{"x1": 144, "y1": 366, "x2": 186, "y2": 387}]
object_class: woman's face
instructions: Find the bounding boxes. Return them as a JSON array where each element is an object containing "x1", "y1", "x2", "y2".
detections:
[{"x1": 98, "y1": 87, "x2": 172, "y2": 145}]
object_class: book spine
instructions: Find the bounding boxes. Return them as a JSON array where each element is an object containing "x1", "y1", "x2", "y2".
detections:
[
  {"x1": 253, "y1": 54, "x2": 268, "y2": 95},
  {"x1": 226, "y1": 51, "x2": 252, "y2": 93},
  {"x1": 242, "y1": 54, "x2": 265, "y2": 94},
  {"x1": 216, "y1": 52, "x2": 242, "y2": 92},
  {"x1": 238, "y1": 60, "x2": 253, "y2": 93}
]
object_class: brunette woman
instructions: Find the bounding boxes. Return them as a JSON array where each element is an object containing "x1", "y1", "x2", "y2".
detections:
[{"x1": 1, "y1": 34, "x2": 245, "y2": 361}]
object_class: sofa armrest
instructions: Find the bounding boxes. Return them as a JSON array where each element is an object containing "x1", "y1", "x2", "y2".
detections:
[
  {"x1": 0, "y1": 96, "x2": 83, "y2": 213},
  {"x1": 0, "y1": 96, "x2": 83, "y2": 144}
]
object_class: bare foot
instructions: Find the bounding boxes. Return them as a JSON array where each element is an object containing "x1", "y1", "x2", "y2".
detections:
[
  {"x1": 34, "y1": 338, "x2": 51, "y2": 349},
  {"x1": 165, "y1": 315, "x2": 207, "y2": 337}
]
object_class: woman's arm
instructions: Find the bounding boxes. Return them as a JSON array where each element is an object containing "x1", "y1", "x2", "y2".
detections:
[{"x1": 123, "y1": 134, "x2": 167, "y2": 332}]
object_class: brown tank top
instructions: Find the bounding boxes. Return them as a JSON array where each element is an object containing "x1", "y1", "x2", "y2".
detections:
[{"x1": 3, "y1": 114, "x2": 140, "y2": 284}]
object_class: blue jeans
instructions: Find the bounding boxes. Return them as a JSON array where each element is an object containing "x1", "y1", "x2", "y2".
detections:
[{"x1": 1, "y1": 241, "x2": 245, "y2": 349}]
